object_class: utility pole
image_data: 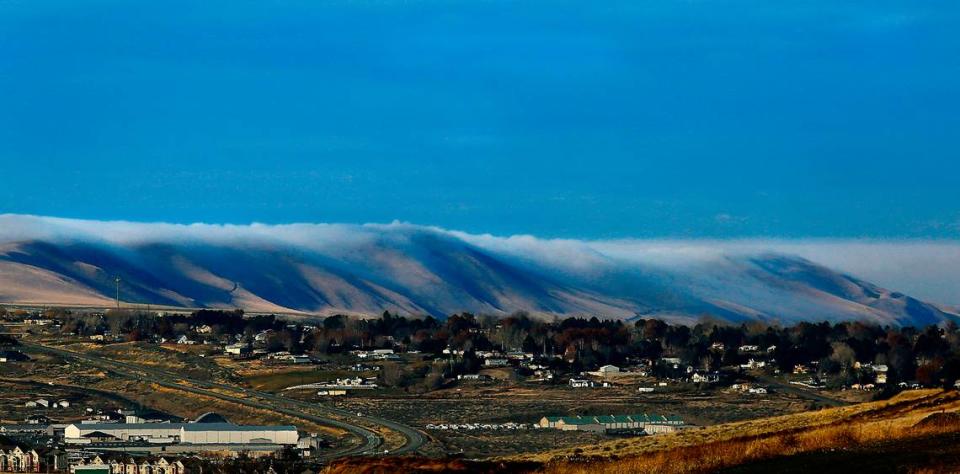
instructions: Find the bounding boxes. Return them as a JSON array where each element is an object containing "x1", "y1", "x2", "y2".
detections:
[{"x1": 115, "y1": 276, "x2": 121, "y2": 311}]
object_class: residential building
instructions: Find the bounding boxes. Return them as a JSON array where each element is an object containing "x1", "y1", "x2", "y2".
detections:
[
  {"x1": 598, "y1": 365, "x2": 620, "y2": 375},
  {"x1": 0, "y1": 447, "x2": 41, "y2": 472},
  {"x1": 71, "y1": 455, "x2": 186, "y2": 474}
]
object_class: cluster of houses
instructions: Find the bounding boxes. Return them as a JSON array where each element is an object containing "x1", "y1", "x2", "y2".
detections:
[
  {"x1": 0, "y1": 446, "x2": 42, "y2": 473},
  {"x1": 25, "y1": 399, "x2": 71, "y2": 409},
  {"x1": 538, "y1": 414, "x2": 685, "y2": 434},
  {"x1": 731, "y1": 383, "x2": 769, "y2": 394},
  {"x1": 71, "y1": 456, "x2": 185, "y2": 474},
  {"x1": 352, "y1": 348, "x2": 400, "y2": 361}
]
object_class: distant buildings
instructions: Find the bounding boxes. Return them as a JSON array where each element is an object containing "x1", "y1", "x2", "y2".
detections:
[
  {"x1": 71, "y1": 455, "x2": 185, "y2": 474},
  {"x1": 538, "y1": 414, "x2": 684, "y2": 434},
  {"x1": 0, "y1": 447, "x2": 41, "y2": 473}
]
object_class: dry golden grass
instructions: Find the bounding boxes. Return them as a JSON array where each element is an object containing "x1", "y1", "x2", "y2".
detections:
[{"x1": 522, "y1": 390, "x2": 960, "y2": 474}]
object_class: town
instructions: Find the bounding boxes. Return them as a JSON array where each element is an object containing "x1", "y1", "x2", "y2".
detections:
[{"x1": 3, "y1": 304, "x2": 959, "y2": 471}]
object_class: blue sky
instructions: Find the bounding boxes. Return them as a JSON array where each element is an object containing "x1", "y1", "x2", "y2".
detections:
[{"x1": 1, "y1": 1, "x2": 958, "y2": 239}]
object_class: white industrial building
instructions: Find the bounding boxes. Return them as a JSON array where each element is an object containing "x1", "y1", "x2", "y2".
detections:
[
  {"x1": 65, "y1": 423, "x2": 183, "y2": 443},
  {"x1": 181, "y1": 423, "x2": 299, "y2": 444},
  {"x1": 65, "y1": 421, "x2": 298, "y2": 445}
]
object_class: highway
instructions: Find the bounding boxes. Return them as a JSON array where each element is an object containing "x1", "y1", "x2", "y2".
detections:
[{"x1": 19, "y1": 342, "x2": 426, "y2": 460}]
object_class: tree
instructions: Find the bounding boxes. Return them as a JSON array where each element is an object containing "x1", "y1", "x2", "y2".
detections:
[{"x1": 829, "y1": 342, "x2": 856, "y2": 372}]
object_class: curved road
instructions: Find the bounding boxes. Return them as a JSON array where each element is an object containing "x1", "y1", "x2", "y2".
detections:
[{"x1": 20, "y1": 342, "x2": 425, "y2": 460}]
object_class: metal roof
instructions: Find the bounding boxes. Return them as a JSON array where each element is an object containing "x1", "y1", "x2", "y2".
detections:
[
  {"x1": 552, "y1": 414, "x2": 684, "y2": 425},
  {"x1": 181, "y1": 423, "x2": 297, "y2": 432},
  {"x1": 70, "y1": 423, "x2": 184, "y2": 431}
]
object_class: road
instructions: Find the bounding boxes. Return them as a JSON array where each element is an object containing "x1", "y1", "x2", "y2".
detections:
[{"x1": 19, "y1": 341, "x2": 425, "y2": 460}]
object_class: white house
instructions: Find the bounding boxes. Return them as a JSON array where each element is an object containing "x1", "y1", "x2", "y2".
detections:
[
  {"x1": 691, "y1": 372, "x2": 720, "y2": 383},
  {"x1": 598, "y1": 365, "x2": 620, "y2": 375},
  {"x1": 484, "y1": 358, "x2": 509, "y2": 367},
  {"x1": 569, "y1": 379, "x2": 594, "y2": 388}
]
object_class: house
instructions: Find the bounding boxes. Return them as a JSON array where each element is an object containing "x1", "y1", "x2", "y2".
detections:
[
  {"x1": 506, "y1": 351, "x2": 534, "y2": 361},
  {"x1": 26, "y1": 415, "x2": 50, "y2": 425},
  {"x1": 569, "y1": 378, "x2": 595, "y2": 388},
  {"x1": 0, "y1": 447, "x2": 41, "y2": 473},
  {"x1": 748, "y1": 387, "x2": 768, "y2": 394},
  {"x1": 457, "y1": 374, "x2": 491, "y2": 381},
  {"x1": 224, "y1": 343, "x2": 252, "y2": 357},
  {"x1": 531, "y1": 369, "x2": 554, "y2": 381},
  {"x1": 691, "y1": 372, "x2": 720, "y2": 384},
  {"x1": 57, "y1": 400, "x2": 71, "y2": 408},
  {"x1": 637, "y1": 387, "x2": 655, "y2": 393},
  {"x1": 175, "y1": 335, "x2": 196, "y2": 345},
  {"x1": 288, "y1": 354, "x2": 311, "y2": 364},
  {"x1": 739, "y1": 345, "x2": 760, "y2": 353},
  {"x1": 598, "y1": 365, "x2": 620, "y2": 375},
  {"x1": 484, "y1": 358, "x2": 509, "y2": 367}
]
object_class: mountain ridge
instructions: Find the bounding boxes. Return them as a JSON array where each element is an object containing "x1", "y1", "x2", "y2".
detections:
[{"x1": 0, "y1": 216, "x2": 955, "y2": 325}]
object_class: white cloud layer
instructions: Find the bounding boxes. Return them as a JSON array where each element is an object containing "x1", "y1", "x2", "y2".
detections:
[{"x1": 2, "y1": 214, "x2": 959, "y2": 306}]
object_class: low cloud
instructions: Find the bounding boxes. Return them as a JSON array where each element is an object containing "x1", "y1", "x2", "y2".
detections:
[{"x1": 2, "y1": 214, "x2": 959, "y2": 306}]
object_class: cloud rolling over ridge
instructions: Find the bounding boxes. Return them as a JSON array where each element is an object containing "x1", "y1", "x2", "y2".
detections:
[{"x1": 0, "y1": 214, "x2": 957, "y2": 323}]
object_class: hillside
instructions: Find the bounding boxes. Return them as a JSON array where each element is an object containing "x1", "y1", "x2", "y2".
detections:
[
  {"x1": 507, "y1": 389, "x2": 960, "y2": 473},
  {"x1": 0, "y1": 215, "x2": 955, "y2": 325},
  {"x1": 316, "y1": 390, "x2": 960, "y2": 473}
]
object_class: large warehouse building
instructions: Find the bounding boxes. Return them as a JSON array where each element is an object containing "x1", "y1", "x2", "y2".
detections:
[
  {"x1": 65, "y1": 421, "x2": 298, "y2": 445},
  {"x1": 538, "y1": 413, "x2": 685, "y2": 434}
]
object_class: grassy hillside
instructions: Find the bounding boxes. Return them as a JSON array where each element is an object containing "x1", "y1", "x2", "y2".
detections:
[{"x1": 515, "y1": 389, "x2": 960, "y2": 473}]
